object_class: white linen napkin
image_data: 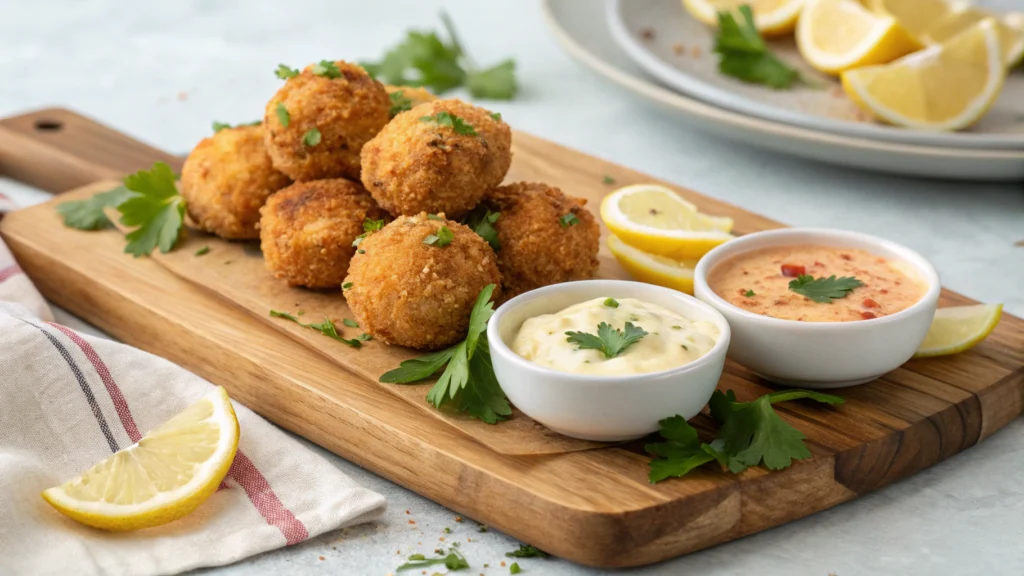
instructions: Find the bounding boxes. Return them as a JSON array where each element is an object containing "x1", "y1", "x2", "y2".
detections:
[{"x1": 0, "y1": 197, "x2": 387, "y2": 576}]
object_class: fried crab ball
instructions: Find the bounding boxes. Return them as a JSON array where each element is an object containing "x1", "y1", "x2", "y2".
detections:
[
  {"x1": 259, "y1": 178, "x2": 389, "y2": 289},
  {"x1": 384, "y1": 84, "x2": 437, "y2": 116},
  {"x1": 264, "y1": 61, "x2": 390, "y2": 182},
  {"x1": 360, "y1": 99, "x2": 512, "y2": 220},
  {"x1": 180, "y1": 124, "x2": 290, "y2": 239},
  {"x1": 343, "y1": 213, "x2": 501, "y2": 350},
  {"x1": 487, "y1": 182, "x2": 600, "y2": 300}
]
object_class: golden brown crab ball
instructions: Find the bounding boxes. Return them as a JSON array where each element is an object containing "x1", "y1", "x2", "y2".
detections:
[
  {"x1": 360, "y1": 99, "x2": 512, "y2": 220},
  {"x1": 343, "y1": 213, "x2": 501, "y2": 350},
  {"x1": 259, "y1": 178, "x2": 389, "y2": 289},
  {"x1": 263, "y1": 61, "x2": 390, "y2": 182},
  {"x1": 384, "y1": 84, "x2": 438, "y2": 116},
  {"x1": 487, "y1": 182, "x2": 600, "y2": 300},
  {"x1": 180, "y1": 124, "x2": 290, "y2": 239}
]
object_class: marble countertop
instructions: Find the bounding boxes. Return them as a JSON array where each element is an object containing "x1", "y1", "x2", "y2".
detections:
[{"x1": 2, "y1": 1, "x2": 1022, "y2": 574}]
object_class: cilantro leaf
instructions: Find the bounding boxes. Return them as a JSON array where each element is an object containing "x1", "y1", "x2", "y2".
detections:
[
  {"x1": 302, "y1": 128, "x2": 321, "y2": 147},
  {"x1": 311, "y1": 60, "x2": 341, "y2": 78},
  {"x1": 275, "y1": 64, "x2": 299, "y2": 79},
  {"x1": 565, "y1": 322, "x2": 647, "y2": 359},
  {"x1": 788, "y1": 274, "x2": 864, "y2": 303},
  {"x1": 57, "y1": 186, "x2": 136, "y2": 230},
  {"x1": 423, "y1": 225, "x2": 454, "y2": 247},
  {"x1": 713, "y1": 6, "x2": 803, "y2": 89},
  {"x1": 389, "y1": 90, "x2": 414, "y2": 117},
  {"x1": 462, "y1": 205, "x2": 500, "y2": 251},
  {"x1": 505, "y1": 544, "x2": 548, "y2": 558},
  {"x1": 270, "y1": 310, "x2": 364, "y2": 348},
  {"x1": 559, "y1": 213, "x2": 580, "y2": 228},
  {"x1": 466, "y1": 59, "x2": 518, "y2": 100},
  {"x1": 117, "y1": 162, "x2": 186, "y2": 256},
  {"x1": 420, "y1": 112, "x2": 476, "y2": 135},
  {"x1": 275, "y1": 102, "x2": 290, "y2": 127}
]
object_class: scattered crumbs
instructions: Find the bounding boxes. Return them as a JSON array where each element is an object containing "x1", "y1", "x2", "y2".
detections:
[
  {"x1": 405, "y1": 509, "x2": 411, "y2": 514},
  {"x1": 1015, "y1": 239, "x2": 1024, "y2": 247},
  {"x1": 223, "y1": 260, "x2": 232, "y2": 265},
  {"x1": 454, "y1": 516, "x2": 464, "y2": 523},
  {"x1": 318, "y1": 556, "x2": 325, "y2": 561},
  {"x1": 640, "y1": 28, "x2": 655, "y2": 40},
  {"x1": 501, "y1": 561, "x2": 506, "y2": 567},
  {"x1": 177, "y1": 91, "x2": 188, "y2": 101},
  {"x1": 434, "y1": 548, "x2": 444, "y2": 555},
  {"x1": 672, "y1": 43, "x2": 685, "y2": 55},
  {"x1": 830, "y1": 86, "x2": 844, "y2": 99},
  {"x1": 439, "y1": 537, "x2": 446, "y2": 542},
  {"x1": 467, "y1": 538, "x2": 472, "y2": 542},
  {"x1": 408, "y1": 520, "x2": 416, "y2": 525},
  {"x1": 690, "y1": 45, "x2": 702, "y2": 58}
]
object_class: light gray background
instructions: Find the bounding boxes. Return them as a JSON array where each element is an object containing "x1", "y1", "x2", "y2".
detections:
[{"x1": 1, "y1": 1, "x2": 1022, "y2": 574}]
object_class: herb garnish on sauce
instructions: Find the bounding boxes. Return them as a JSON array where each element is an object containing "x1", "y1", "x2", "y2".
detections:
[
  {"x1": 788, "y1": 274, "x2": 863, "y2": 303},
  {"x1": 565, "y1": 322, "x2": 647, "y2": 359}
]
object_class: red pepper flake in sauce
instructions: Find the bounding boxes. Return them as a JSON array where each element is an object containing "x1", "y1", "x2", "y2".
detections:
[
  {"x1": 863, "y1": 298, "x2": 879, "y2": 308},
  {"x1": 839, "y1": 253, "x2": 853, "y2": 261},
  {"x1": 861, "y1": 311, "x2": 877, "y2": 320},
  {"x1": 640, "y1": 28, "x2": 655, "y2": 40},
  {"x1": 780, "y1": 263, "x2": 806, "y2": 277},
  {"x1": 880, "y1": 289, "x2": 889, "y2": 294},
  {"x1": 813, "y1": 261, "x2": 824, "y2": 267}
]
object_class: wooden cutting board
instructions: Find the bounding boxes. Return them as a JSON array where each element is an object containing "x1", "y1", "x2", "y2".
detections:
[{"x1": 2, "y1": 109, "x2": 1022, "y2": 568}]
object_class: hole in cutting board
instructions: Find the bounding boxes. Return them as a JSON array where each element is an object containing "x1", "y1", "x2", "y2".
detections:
[{"x1": 34, "y1": 119, "x2": 63, "y2": 132}]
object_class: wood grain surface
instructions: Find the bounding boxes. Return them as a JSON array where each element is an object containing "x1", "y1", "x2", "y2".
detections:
[{"x1": 1, "y1": 109, "x2": 1022, "y2": 568}]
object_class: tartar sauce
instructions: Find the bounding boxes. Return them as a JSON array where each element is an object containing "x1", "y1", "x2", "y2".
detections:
[{"x1": 512, "y1": 297, "x2": 719, "y2": 376}]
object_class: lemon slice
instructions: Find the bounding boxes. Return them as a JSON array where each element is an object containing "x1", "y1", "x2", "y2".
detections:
[
  {"x1": 600, "y1": 184, "x2": 733, "y2": 261},
  {"x1": 796, "y1": 0, "x2": 922, "y2": 74},
  {"x1": 607, "y1": 235, "x2": 699, "y2": 294},
  {"x1": 914, "y1": 304, "x2": 1002, "y2": 358},
  {"x1": 681, "y1": 0, "x2": 804, "y2": 36},
  {"x1": 42, "y1": 387, "x2": 240, "y2": 531},
  {"x1": 840, "y1": 19, "x2": 1006, "y2": 131}
]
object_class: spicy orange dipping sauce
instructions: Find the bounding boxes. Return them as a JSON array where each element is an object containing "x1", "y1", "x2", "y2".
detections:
[{"x1": 707, "y1": 245, "x2": 926, "y2": 322}]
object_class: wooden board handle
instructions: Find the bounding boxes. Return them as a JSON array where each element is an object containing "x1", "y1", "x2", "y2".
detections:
[{"x1": 0, "y1": 108, "x2": 182, "y2": 193}]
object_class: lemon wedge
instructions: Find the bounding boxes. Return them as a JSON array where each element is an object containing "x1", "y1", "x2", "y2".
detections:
[
  {"x1": 840, "y1": 19, "x2": 1006, "y2": 131},
  {"x1": 607, "y1": 235, "x2": 699, "y2": 294},
  {"x1": 796, "y1": 0, "x2": 922, "y2": 74},
  {"x1": 600, "y1": 184, "x2": 733, "y2": 261},
  {"x1": 914, "y1": 304, "x2": 1003, "y2": 358},
  {"x1": 681, "y1": 0, "x2": 804, "y2": 36},
  {"x1": 872, "y1": 0, "x2": 1024, "y2": 66},
  {"x1": 42, "y1": 387, "x2": 240, "y2": 531}
]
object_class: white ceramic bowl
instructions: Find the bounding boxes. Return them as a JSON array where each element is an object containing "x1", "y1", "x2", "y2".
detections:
[
  {"x1": 694, "y1": 228, "x2": 941, "y2": 388},
  {"x1": 487, "y1": 280, "x2": 731, "y2": 441}
]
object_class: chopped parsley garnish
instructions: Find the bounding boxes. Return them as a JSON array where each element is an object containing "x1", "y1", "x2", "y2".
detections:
[
  {"x1": 424, "y1": 225, "x2": 454, "y2": 247},
  {"x1": 389, "y1": 91, "x2": 414, "y2": 117},
  {"x1": 646, "y1": 389, "x2": 844, "y2": 483},
  {"x1": 396, "y1": 547, "x2": 469, "y2": 572},
  {"x1": 211, "y1": 121, "x2": 230, "y2": 133},
  {"x1": 713, "y1": 6, "x2": 810, "y2": 89},
  {"x1": 302, "y1": 128, "x2": 322, "y2": 147},
  {"x1": 505, "y1": 544, "x2": 548, "y2": 558},
  {"x1": 462, "y1": 205, "x2": 500, "y2": 251},
  {"x1": 357, "y1": 249, "x2": 366, "y2": 254},
  {"x1": 420, "y1": 111, "x2": 476, "y2": 135},
  {"x1": 57, "y1": 186, "x2": 135, "y2": 231},
  {"x1": 602, "y1": 175, "x2": 615, "y2": 185},
  {"x1": 490, "y1": 112, "x2": 502, "y2": 121},
  {"x1": 212, "y1": 120, "x2": 260, "y2": 133},
  {"x1": 565, "y1": 322, "x2": 647, "y2": 359},
  {"x1": 361, "y1": 11, "x2": 517, "y2": 99},
  {"x1": 671, "y1": 325, "x2": 681, "y2": 330},
  {"x1": 275, "y1": 102, "x2": 290, "y2": 127},
  {"x1": 275, "y1": 64, "x2": 299, "y2": 79},
  {"x1": 510, "y1": 563, "x2": 522, "y2": 574},
  {"x1": 559, "y1": 213, "x2": 580, "y2": 228},
  {"x1": 788, "y1": 274, "x2": 863, "y2": 303},
  {"x1": 311, "y1": 60, "x2": 341, "y2": 78},
  {"x1": 352, "y1": 219, "x2": 384, "y2": 247},
  {"x1": 343, "y1": 318, "x2": 359, "y2": 328},
  {"x1": 195, "y1": 246, "x2": 210, "y2": 256},
  {"x1": 603, "y1": 297, "x2": 619, "y2": 308},
  {"x1": 427, "y1": 213, "x2": 444, "y2": 221},
  {"x1": 744, "y1": 289, "x2": 756, "y2": 297},
  {"x1": 380, "y1": 284, "x2": 510, "y2": 424},
  {"x1": 342, "y1": 282, "x2": 353, "y2": 290},
  {"x1": 269, "y1": 310, "x2": 364, "y2": 348}
]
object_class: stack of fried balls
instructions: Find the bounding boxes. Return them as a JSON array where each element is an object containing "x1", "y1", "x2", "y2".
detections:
[{"x1": 180, "y1": 60, "x2": 600, "y2": 351}]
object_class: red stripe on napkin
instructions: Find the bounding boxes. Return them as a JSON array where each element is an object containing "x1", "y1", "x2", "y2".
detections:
[{"x1": 0, "y1": 264, "x2": 22, "y2": 283}]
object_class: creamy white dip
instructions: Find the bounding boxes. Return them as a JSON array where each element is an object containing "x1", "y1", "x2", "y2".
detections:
[{"x1": 512, "y1": 297, "x2": 719, "y2": 376}]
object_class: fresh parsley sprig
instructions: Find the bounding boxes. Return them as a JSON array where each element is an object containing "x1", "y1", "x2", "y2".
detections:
[
  {"x1": 788, "y1": 274, "x2": 864, "y2": 303},
  {"x1": 389, "y1": 91, "x2": 414, "y2": 117},
  {"x1": 270, "y1": 310, "x2": 366, "y2": 348},
  {"x1": 397, "y1": 547, "x2": 469, "y2": 572},
  {"x1": 311, "y1": 60, "x2": 341, "y2": 78},
  {"x1": 646, "y1": 389, "x2": 844, "y2": 483},
  {"x1": 559, "y1": 213, "x2": 580, "y2": 228},
  {"x1": 57, "y1": 186, "x2": 136, "y2": 231},
  {"x1": 424, "y1": 225, "x2": 454, "y2": 247},
  {"x1": 352, "y1": 218, "x2": 385, "y2": 247},
  {"x1": 420, "y1": 112, "x2": 476, "y2": 135},
  {"x1": 275, "y1": 64, "x2": 299, "y2": 79},
  {"x1": 462, "y1": 205, "x2": 501, "y2": 251},
  {"x1": 505, "y1": 544, "x2": 548, "y2": 558},
  {"x1": 361, "y1": 11, "x2": 518, "y2": 100},
  {"x1": 212, "y1": 120, "x2": 260, "y2": 133},
  {"x1": 118, "y1": 162, "x2": 187, "y2": 256},
  {"x1": 380, "y1": 284, "x2": 511, "y2": 424},
  {"x1": 713, "y1": 6, "x2": 813, "y2": 89},
  {"x1": 565, "y1": 322, "x2": 647, "y2": 360}
]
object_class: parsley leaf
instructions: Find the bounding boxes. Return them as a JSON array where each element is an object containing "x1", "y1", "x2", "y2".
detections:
[
  {"x1": 212, "y1": 120, "x2": 260, "y2": 133},
  {"x1": 510, "y1": 562, "x2": 522, "y2": 574},
  {"x1": 302, "y1": 128, "x2": 321, "y2": 147},
  {"x1": 505, "y1": 544, "x2": 548, "y2": 558},
  {"x1": 397, "y1": 547, "x2": 469, "y2": 572},
  {"x1": 311, "y1": 60, "x2": 341, "y2": 78},
  {"x1": 565, "y1": 322, "x2": 647, "y2": 359},
  {"x1": 118, "y1": 162, "x2": 186, "y2": 256},
  {"x1": 424, "y1": 225, "x2": 454, "y2": 247},
  {"x1": 343, "y1": 318, "x2": 359, "y2": 328},
  {"x1": 603, "y1": 297, "x2": 619, "y2": 308},
  {"x1": 466, "y1": 59, "x2": 517, "y2": 100},
  {"x1": 462, "y1": 205, "x2": 500, "y2": 251},
  {"x1": 602, "y1": 175, "x2": 615, "y2": 185},
  {"x1": 275, "y1": 102, "x2": 290, "y2": 127},
  {"x1": 57, "y1": 186, "x2": 136, "y2": 230},
  {"x1": 490, "y1": 112, "x2": 502, "y2": 121},
  {"x1": 559, "y1": 213, "x2": 580, "y2": 228},
  {"x1": 275, "y1": 64, "x2": 299, "y2": 79},
  {"x1": 195, "y1": 245, "x2": 210, "y2": 256},
  {"x1": 788, "y1": 274, "x2": 864, "y2": 303},
  {"x1": 714, "y1": 6, "x2": 804, "y2": 89},
  {"x1": 270, "y1": 310, "x2": 364, "y2": 348},
  {"x1": 342, "y1": 282, "x2": 353, "y2": 290},
  {"x1": 744, "y1": 289, "x2": 756, "y2": 297},
  {"x1": 381, "y1": 284, "x2": 510, "y2": 424},
  {"x1": 389, "y1": 90, "x2": 414, "y2": 117},
  {"x1": 645, "y1": 415, "x2": 718, "y2": 483},
  {"x1": 420, "y1": 112, "x2": 476, "y2": 135}
]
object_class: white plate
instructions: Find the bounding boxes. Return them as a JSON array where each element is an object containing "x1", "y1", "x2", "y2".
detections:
[
  {"x1": 608, "y1": 0, "x2": 1024, "y2": 150},
  {"x1": 542, "y1": 0, "x2": 1024, "y2": 181}
]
